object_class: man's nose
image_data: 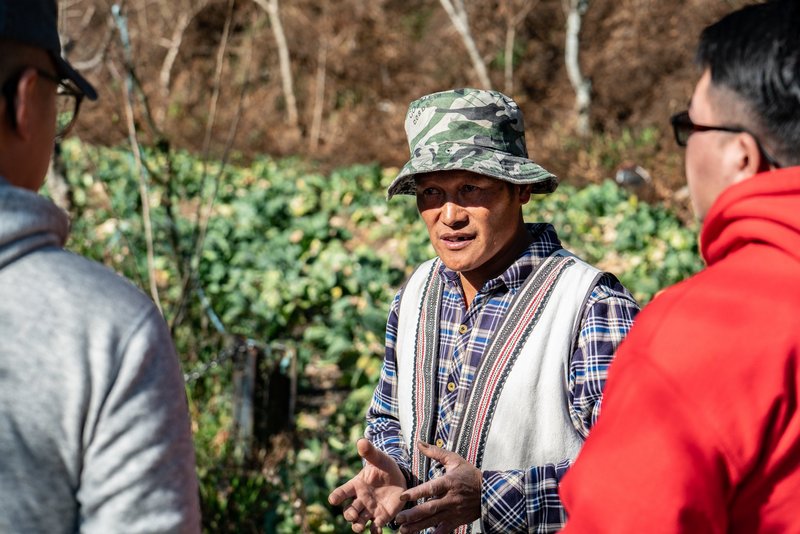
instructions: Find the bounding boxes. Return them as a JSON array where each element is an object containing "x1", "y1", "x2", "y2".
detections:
[{"x1": 441, "y1": 200, "x2": 467, "y2": 225}]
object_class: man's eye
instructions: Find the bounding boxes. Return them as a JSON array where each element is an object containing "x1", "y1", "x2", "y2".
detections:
[
  {"x1": 461, "y1": 184, "x2": 478, "y2": 193},
  {"x1": 420, "y1": 188, "x2": 439, "y2": 196}
]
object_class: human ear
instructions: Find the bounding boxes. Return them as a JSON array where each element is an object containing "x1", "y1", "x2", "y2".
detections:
[
  {"x1": 728, "y1": 132, "x2": 765, "y2": 184},
  {"x1": 12, "y1": 69, "x2": 39, "y2": 142},
  {"x1": 518, "y1": 184, "x2": 532, "y2": 205}
]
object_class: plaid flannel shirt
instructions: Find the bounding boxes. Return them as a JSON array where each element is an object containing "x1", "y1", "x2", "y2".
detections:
[{"x1": 365, "y1": 223, "x2": 640, "y2": 533}]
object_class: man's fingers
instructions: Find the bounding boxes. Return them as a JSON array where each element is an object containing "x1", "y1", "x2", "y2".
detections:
[
  {"x1": 357, "y1": 438, "x2": 397, "y2": 473},
  {"x1": 328, "y1": 479, "x2": 356, "y2": 506},
  {"x1": 343, "y1": 503, "x2": 362, "y2": 523},
  {"x1": 399, "y1": 475, "x2": 448, "y2": 503},
  {"x1": 344, "y1": 496, "x2": 379, "y2": 522},
  {"x1": 396, "y1": 502, "x2": 445, "y2": 534},
  {"x1": 350, "y1": 512, "x2": 371, "y2": 534},
  {"x1": 396, "y1": 496, "x2": 443, "y2": 522},
  {"x1": 372, "y1": 503, "x2": 395, "y2": 530},
  {"x1": 416, "y1": 440, "x2": 451, "y2": 463}
]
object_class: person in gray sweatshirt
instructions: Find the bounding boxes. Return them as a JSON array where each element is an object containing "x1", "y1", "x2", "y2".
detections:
[{"x1": 0, "y1": 1, "x2": 201, "y2": 532}]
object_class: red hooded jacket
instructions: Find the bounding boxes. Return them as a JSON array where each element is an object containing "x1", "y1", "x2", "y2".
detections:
[{"x1": 560, "y1": 167, "x2": 800, "y2": 533}]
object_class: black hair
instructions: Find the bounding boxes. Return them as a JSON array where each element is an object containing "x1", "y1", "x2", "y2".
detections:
[{"x1": 696, "y1": 0, "x2": 800, "y2": 167}]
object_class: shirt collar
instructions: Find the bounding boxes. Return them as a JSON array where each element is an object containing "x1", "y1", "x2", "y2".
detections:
[{"x1": 437, "y1": 223, "x2": 563, "y2": 295}]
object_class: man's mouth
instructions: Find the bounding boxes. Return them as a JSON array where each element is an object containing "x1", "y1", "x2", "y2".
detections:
[{"x1": 441, "y1": 233, "x2": 475, "y2": 249}]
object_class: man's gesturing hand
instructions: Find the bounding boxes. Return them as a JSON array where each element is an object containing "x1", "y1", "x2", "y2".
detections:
[
  {"x1": 328, "y1": 438, "x2": 407, "y2": 533},
  {"x1": 394, "y1": 442, "x2": 481, "y2": 534}
]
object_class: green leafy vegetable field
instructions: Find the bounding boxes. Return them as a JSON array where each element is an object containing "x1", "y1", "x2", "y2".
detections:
[{"x1": 54, "y1": 140, "x2": 703, "y2": 532}]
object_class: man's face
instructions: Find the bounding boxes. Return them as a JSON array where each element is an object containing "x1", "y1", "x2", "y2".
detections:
[
  {"x1": 0, "y1": 51, "x2": 59, "y2": 191},
  {"x1": 415, "y1": 170, "x2": 530, "y2": 282},
  {"x1": 686, "y1": 69, "x2": 738, "y2": 222}
]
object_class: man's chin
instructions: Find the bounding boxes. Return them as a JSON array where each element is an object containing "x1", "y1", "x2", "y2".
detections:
[{"x1": 439, "y1": 258, "x2": 480, "y2": 275}]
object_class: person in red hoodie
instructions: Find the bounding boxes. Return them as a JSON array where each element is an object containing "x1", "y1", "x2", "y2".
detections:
[{"x1": 559, "y1": 1, "x2": 800, "y2": 532}]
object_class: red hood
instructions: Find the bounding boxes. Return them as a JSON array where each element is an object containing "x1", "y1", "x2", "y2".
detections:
[{"x1": 701, "y1": 166, "x2": 800, "y2": 266}]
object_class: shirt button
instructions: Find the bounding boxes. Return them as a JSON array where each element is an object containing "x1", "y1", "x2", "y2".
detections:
[
  {"x1": 435, "y1": 438, "x2": 444, "y2": 448},
  {"x1": 447, "y1": 382, "x2": 456, "y2": 392},
  {"x1": 458, "y1": 324, "x2": 468, "y2": 334}
]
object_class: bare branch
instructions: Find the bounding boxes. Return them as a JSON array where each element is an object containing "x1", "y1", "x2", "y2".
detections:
[
  {"x1": 309, "y1": 0, "x2": 329, "y2": 152},
  {"x1": 502, "y1": 0, "x2": 538, "y2": 95},
  {"x1": 110, "y1": 3, "x2": 164, "y2": 313},
  {"x1": 171, "y1": 3, "x2": 255, "y2": 332},
  {"x1": 253, "y1": 0, "x2": 299, "y2": 128},
  {"x1": 184, "y1": 0, "x2": 235, "y2": 300},
  {"x1": 504, "y1": 22, "x2": 516, "y2": 95},
  {"x1": 438, "y1": 0, "x2": 492, "y2": 89},
  {"x1": 108, "y1": 58, "x2": 163, "y2": 314},
  {"x1": 310, "y1": 40, "x2": 327, "y2": 152},
  {"x1": 201, "y1": 0, "x2": 236, "y2": 161},
  {"x1": 193, "y1": 19, "x2": 253, "y2": 281},
  {"x1": 59, "y1": 3, "x2": 113, "y2": 72},
  {"x1": 157, "y1": 0, "x2": 208, "y2": 126},
  {"x1": 158, "y1": 12, "x2": 191, "y2": 93},
  {"x1": 70, "y1": 27, "x2": 114, "y2": 72}
]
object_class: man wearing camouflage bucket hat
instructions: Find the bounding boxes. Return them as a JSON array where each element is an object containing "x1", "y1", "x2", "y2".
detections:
[
  {"x1": 329, "y1": 88, "x2": 640, "y2": 533},
  {"x1": 386, "y1": 88, "x2": 558, "y2": 197}
]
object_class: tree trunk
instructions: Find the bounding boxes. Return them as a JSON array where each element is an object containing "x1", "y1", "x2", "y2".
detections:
[
  {"x1": 504, "y1": 22, "x2": 515, "y2": 95},
  {"x1": 564, "y1": 0, "x2": 592, "y2": 137},
  {"x1": 502, "y1": 0, "x2": 537, "y2": 96},
  {"x1": 310, "y1": 42, "x2": 327, "y2": 152},
  {"x1": 438, "y1": 0, "x2": 492, "y2": 89},
  {"x1": 254, "y1": 0, "x2": 299, "y2": 128}
]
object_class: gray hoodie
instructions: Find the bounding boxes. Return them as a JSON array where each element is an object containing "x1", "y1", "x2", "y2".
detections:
[{"x1": 0, "y1": 180, "x2": 200, "y2": 533}]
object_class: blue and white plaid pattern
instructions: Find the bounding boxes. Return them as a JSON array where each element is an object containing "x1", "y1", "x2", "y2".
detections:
[{"x1": 366, "y1": 224, "x2": 640, "y2": 533}]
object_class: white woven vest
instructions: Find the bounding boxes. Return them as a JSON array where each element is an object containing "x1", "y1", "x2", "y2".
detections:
[{"x1": 395, "y1": 250, "x2": 601, "y2": 533}]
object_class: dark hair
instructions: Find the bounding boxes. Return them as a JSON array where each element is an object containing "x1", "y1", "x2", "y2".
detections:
[{"x1": 696, "y1": 0, "x2": 800, "y2": 167}]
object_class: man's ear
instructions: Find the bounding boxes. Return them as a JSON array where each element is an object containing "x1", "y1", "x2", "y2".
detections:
[
  {"x1": 728, "y1": 132, "x2": 767, "y2": 184},
  {"x1": 518, "y1": 184, "x2": 533, "y2": 205},
  {"x1": 12, "y1": 69, "x2": 39, "y2": 142}
]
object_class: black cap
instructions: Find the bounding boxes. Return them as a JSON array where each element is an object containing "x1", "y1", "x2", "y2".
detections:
[{"x1": 0, "y1": 0, "x2": 97, "y2": 100}]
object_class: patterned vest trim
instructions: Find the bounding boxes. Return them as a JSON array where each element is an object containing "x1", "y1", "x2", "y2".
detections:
[{"x1": 452, "y1": 251, "x2": 580, "y2": 468}]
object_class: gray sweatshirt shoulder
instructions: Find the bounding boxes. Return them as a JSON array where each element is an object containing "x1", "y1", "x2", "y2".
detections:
[{"x1": 0, "y1": 246, "x2": 201, "y2": 533}]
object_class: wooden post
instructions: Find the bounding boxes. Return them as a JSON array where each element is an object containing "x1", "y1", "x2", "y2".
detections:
[{"x1": 232, "y1": 342, "x2": 257, "y2": 460}]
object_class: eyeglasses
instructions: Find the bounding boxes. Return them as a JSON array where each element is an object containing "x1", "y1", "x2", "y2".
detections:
[
  {"x1": 670, "y1": 110, "x2": 782, "y2": 168},
  {"x1": 36, "y1": 69, "x2": 85, "y2": 140},
  {"x1": 1, "y1": 67, "x2": 85, "y2": 140}
]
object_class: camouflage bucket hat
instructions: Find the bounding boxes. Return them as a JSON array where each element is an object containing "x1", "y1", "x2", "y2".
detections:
[{"x1": 387, "y1": 88, "x2": 557, "y2": 199}]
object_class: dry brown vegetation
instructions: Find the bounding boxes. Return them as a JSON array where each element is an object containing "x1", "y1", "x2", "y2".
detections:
[{"x1": 61, "y1": 0, "x2": 749, "y2": 198}]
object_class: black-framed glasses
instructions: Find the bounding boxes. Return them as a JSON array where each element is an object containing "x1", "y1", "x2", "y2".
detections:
[
  {"x1": 1, "y1": 67, "x2": 84, "y2": 140},
  {"x1": 670, "y1": 110, "x2": 782, "y2": 168}
]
